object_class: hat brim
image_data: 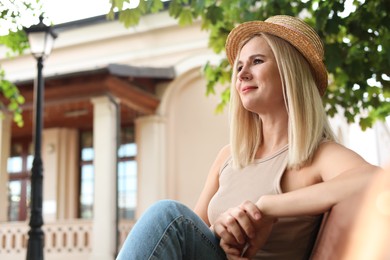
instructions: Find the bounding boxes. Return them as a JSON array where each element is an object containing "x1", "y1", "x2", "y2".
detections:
[{"x1": 225, "y1": 21, "x2": 328, "y2": 95}]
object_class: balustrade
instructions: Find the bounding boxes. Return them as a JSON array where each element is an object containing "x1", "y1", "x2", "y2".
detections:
[{"x1": 0, "y1": 219, "x2": 134, "y2": 260}]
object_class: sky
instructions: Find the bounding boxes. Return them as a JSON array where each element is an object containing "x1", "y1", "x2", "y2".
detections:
[
  {"x1": 43, "y1": 0, "x2": 166, "y2": 24},
  {"x1": 43, "y1": 0, "x2": 113, "y2": 24},
  {"x1": 0, "y1": 0, "x2": 141, "y2": 35}
]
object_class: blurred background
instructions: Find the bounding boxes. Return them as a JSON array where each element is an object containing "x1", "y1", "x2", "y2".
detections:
[{"x1": 0, "y1": 0, "x2": 389, "y2": 259}]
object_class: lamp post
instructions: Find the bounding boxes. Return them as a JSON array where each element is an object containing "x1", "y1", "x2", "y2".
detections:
[{"x1": 24, "y1": 16, "x2": 57, "y2": 260}]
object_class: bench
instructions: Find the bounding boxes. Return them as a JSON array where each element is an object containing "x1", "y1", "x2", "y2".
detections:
[{"x1": 310, "y1": 166, "x2": 390, "y2": 260}]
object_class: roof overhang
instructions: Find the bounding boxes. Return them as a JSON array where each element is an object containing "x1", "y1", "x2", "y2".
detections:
[{"x1": 5, "y1": 64, "x2": 175, "y2": 137}]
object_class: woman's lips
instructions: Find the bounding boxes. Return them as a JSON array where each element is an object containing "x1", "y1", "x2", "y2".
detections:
[{"x1": 242, "y1": 86, "x2": 258, "y2": 93}]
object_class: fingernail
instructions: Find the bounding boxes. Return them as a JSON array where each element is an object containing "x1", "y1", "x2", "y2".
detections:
[{"x1": 254, "y1": 212, "x2": 261, "y2": 220}]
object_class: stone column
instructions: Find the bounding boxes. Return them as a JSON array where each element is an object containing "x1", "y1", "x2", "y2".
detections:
[
  {"x1": 42, "y1": 128, "x2": 79, "y2": 221},
  {"x1": 41, "y1": 128, "x2": 59, "y2": 222},
  {"x1": 56, "y1": 128, "x2": 79, "y2": 219},
  {"x1": 90, "y1": 96, "x2": 118, "y2": 260},
  {"x1": 0, "y1": 114, "x2": 11, "y2": 221},
  {"x1": 134, "y1": 115, "x2": 167, "y2": 218}
]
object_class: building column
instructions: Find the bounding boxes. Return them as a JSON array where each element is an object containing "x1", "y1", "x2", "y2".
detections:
[
  {"x1": 56, "y1": 128, "x2": 79, "y2": 219},
  {"x1": 135, "y1": 115, "x2": 166, "y2": 218},
  {"x1": 41, "y1": 129, "x2": 59, "y2": 222},
  {"x1": 42, "y1": 128, "x2": 79, "y2": 221},
  {"x1": 0, "y1": 114, "x2": 11, "y2": 221},
  {"x1": 90, "y1": 96, "x2": 118, "y2": 260}
]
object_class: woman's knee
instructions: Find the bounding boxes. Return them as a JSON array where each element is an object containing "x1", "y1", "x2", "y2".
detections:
[
  {"x1": 149, "y1": 199, "x2": 182, "y2": 210},
  {"x1": 140, "y1": 200, "x2": 191, "y2": 221},
  {"x1": 146, "y1": 199, "x2": 191, "y2": 219}
]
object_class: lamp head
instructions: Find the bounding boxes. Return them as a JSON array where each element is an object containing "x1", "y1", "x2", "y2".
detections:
[{"x1": 24, "y1": 16, "x2": 57, "y2": 60}]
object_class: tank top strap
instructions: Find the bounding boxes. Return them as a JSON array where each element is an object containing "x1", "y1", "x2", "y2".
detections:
[{"x1": 273, "y1": 149, "x2": 289, "y2": 194}]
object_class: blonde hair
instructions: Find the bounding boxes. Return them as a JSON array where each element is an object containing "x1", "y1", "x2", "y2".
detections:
[{"x1": 230, "y1": 34, "x2": 335, "y2": 169}]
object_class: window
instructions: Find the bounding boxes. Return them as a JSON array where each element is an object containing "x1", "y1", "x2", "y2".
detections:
[
  {"x1": 78, "y1": 126, "x2": 137, "y2": 220},
  {"x1": 79, "y1": 131, "x2": 94, "y2": 219},
  {"x1": 7, "y1": 139, "x2": 33, "y2": 221},
  {"x1": 118, "y1": 127, "x2": 137, "y2": 219}
]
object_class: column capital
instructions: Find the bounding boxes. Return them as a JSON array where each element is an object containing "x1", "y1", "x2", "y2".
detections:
[
  {"x1": 135, "y1": 115, "x2": 166, "y2": 125},
  {"x1": 91, "y1": 95, "x2": 120, "y2": 106}
]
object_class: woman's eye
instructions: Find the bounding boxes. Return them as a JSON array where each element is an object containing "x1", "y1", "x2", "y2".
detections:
[
  {"x1": 237, "y1": 65, "x2": 243, "y2": 72},
  {"x1": 253, "y1": 58, "x2": 263, "y2": 64}
]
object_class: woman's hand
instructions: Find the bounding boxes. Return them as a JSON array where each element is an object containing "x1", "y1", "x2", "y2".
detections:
[
  {"x1": 225, "y1": 253, "x2": 250, "y2": 260},
  {"x1": 240, "y1": 214, "x2": 276, "y2": 258},
  {"x1": 213, "y1": 200, "x2": 274, "y2": 257}
]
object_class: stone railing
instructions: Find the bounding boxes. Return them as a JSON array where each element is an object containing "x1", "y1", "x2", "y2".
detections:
[
  {"x1": 0, "y1": 219, "x2": 134, "y2": 260},
  {"x1": 0, "y1": 220, "x2": 29, "y2": 258}
]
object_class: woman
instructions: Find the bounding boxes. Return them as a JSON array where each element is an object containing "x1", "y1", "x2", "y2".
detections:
[{"x1": 116, "y1": 15, "x2": 378, "y2": 260}]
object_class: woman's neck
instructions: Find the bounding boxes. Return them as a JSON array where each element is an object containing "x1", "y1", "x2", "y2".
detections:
[{"x1": 256, "y1": 113, "x2": 288, "y2": 158}]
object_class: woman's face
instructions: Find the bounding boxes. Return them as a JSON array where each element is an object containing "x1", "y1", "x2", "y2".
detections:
[{"x1": 235, "y1": 36, "x2": 284, "y2": 113}]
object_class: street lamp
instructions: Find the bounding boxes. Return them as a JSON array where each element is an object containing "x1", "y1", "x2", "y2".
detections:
[{"x1": 24, "y1": 16, "x2": 57, "y2": 260}]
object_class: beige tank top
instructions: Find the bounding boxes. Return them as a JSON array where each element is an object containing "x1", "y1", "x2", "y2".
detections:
[{"x1": 208, "y1": 145, "x2": 321, "y2": 259}]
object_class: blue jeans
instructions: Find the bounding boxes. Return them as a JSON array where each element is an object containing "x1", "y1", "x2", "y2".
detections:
[{"x1": 116, "y1": 200, "x2": 227, "y2": 260}]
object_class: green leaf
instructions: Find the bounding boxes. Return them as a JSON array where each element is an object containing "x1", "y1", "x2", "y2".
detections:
[
  {"x1": 205, "y1": 5, "x2": 224, "y2": 25},
  {"x1": 0, "y1": 30, "x2": 29, "y2": 56},
  {"x1": 119, "y1": 8, "x2": 142, "y2": 28},
  {"x1": 192, "y1": 0, "x2": 206, "y2": 15},
  {"x1": 359, "y1": 116, "x2": 372, "y2": 131},
  {"x1": 1, "y1": 66, "x2": 25, "y2": 127},
  {"x1": 178, "y1": 8, "x2": 193, "y2": 26},
  {"x1": 149, "y1": 0, "x2": 164, "y2": 13},
  {"x1": 215, "y1": 87, "x2": 230, "y2": 114},
  {"x1": 8, "y1": 101, "x2": 18, "y2": 111},
  {"x1": 17, "y1": 95, "x2": 25, "y2": 104},
  {"x1": 169, "y1": 0, "x2": 183, "y2": 18}
]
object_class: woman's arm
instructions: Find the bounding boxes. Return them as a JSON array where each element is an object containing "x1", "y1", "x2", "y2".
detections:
[
  {"x1": 257, "y1": 142, "x2": 380, "y2": 217},
  {"x1": 194, "y1": 145, "x2": 231, "y2": 225},
  {"x1": 257, "y1": 164, "x2": 378, "y2": 217}
]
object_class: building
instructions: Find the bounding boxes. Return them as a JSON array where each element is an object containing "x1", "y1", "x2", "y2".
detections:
[{"x1": 1, "y1": 10, "x2": 389, "y2": 260}]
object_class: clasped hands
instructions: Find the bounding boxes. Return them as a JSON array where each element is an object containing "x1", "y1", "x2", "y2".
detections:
[{"x1": 212, "y1": 200, "x2": 277, "y2": 260}]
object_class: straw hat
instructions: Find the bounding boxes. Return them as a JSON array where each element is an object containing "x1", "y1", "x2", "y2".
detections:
[{"x1": 225, "y1": 15, "x2": 328, "y2": 95}]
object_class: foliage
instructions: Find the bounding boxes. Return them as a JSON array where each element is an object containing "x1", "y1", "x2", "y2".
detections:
[
  {"x1": 109, "y1": 0, "x2": 390, "y2": 130},
  {"x1": 0, "y1": 0, "x2": 43, "y2": 127},
  {"x1": 0, "y1": 68, "x2": 25, "y2": 126}
]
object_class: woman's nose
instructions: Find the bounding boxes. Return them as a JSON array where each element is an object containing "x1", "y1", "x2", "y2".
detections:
[{"x1": 238, "y1": 66, "x2": 252, "y2": 81}]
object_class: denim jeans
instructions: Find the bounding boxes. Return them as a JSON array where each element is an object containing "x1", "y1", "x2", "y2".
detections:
[{"x1": 116, "y1": 200, "x2": 227, "y2": 260}]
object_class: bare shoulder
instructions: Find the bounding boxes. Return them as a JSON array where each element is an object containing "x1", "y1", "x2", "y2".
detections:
[
  {"x1": 316, "y1": 141, "x2": 363, "y2": 160},
  {"x1": 218, "y1": 144, "x2": 231, "y2": 158},
  {"x1": 205, "y1": 144, "x2": 231, "y2": 182},
  {"x1": 212, "y1": 144, "x2": 232, "y2": 171},
  {"x1": 313, "y1": 141, "x2": 378, "y2": 181}
]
